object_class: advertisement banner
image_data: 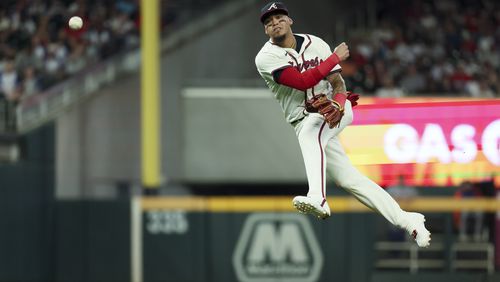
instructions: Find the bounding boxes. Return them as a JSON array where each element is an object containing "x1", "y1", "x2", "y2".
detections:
[{"x1": 340, "y1": 98, "x2": 500, "y2": 187}]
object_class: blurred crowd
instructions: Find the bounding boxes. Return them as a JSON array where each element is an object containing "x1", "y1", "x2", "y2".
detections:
[
  {"x1": 0, "y1": 0, "x2": 141, "y2": 105},
  {"x1": 0, "y1": 0, "x2": 225, "y2": 131},
  {"x1": 1, "y1": 0, "x2": 498, "y2": 130},
  {"x1": 345, "y1": 0, "x2": 500, "y2": 97}
]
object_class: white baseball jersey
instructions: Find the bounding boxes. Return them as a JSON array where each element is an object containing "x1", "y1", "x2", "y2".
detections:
[{"x1": 255, "y1": 33, "x2": 341, "y2": 124}]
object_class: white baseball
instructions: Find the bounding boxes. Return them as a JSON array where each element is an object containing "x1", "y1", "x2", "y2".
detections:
[{"x1": 68, "y1": 16, "x2": 83, "y2": 30}]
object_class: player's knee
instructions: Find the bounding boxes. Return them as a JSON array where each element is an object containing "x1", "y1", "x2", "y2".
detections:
[{"x1": 336, "y1": 177, "x2": 361, "y2": 191}]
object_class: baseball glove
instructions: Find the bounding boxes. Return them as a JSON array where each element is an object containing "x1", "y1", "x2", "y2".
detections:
[
  {"x1": 310, "y1": 94, "x2": 344, "y2": 128},
  {"x1": 346, "y1": 91, "x2": 360, "y2": 107}
]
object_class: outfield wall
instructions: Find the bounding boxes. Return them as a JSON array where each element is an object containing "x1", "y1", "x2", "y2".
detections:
[{"x1": 1, "y1": 195, "x2": 499, "y2": 282}]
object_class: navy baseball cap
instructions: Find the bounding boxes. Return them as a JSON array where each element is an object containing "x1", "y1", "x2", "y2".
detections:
[{"x1": 260, "y1": 2, "x2": 289, "y2": 23}]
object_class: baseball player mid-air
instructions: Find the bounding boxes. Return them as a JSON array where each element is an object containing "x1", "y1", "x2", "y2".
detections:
[{"x1": 255, "y1": 2, "x2": 431, "y2": 247}]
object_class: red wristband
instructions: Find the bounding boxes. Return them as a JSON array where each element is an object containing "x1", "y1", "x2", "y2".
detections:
[{"x1": 332, "y1": 92, "x2": 347, "y2": 108}]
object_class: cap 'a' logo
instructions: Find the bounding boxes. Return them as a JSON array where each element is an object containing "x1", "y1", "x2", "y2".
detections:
[
  {"x1": 233, "y1": 213, "x2": 323, "y2": 282},
  {"x1": 268, "y1": 3, "x2": 278, "y2": 10}
]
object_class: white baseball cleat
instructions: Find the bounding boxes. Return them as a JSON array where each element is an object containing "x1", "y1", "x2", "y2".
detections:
[
  {"x1": 292, "y1": 196, "x2": 331, "y2": 219},
  {"x1": 405, "y1": 212, "x2": 431, "y2": 247}
]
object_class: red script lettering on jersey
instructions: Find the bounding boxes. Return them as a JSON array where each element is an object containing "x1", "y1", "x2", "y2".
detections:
[{"x1": 288, "y1": 56, "x2": 322, "y2": 72}]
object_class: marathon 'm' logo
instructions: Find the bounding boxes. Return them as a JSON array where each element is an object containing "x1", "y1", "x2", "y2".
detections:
[{"x1": 233, "y1": 213, "x2": 323, "y2": 282}]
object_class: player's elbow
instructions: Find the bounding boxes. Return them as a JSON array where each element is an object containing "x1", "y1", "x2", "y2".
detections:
[
  {"x1": 277, "y1": 67, "x2": 317, "y2": 91},
  {"x1": 297, "y1": 69, "x2": 322, "y2": 90}
]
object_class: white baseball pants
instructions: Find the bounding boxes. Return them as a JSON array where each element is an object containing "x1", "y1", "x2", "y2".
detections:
[{"x1": 294, "y1": 101, "x2": 408, "y2": 228}]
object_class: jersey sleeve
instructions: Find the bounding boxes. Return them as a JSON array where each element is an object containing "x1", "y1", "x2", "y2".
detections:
[
  {"x1": 314, "y1": 36, "x2": 342, "y2": 73},
  {"x1": 255, "y1": 51, "x2": 293, "y2": 76}
]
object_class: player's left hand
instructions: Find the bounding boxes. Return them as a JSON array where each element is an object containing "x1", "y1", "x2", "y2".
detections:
[
  {"x1": 311, "y1": 95, "x2": 344, "y2": 128},
  {"x1": 346, "y1": 91, "x2": 360, "y2": 107}
]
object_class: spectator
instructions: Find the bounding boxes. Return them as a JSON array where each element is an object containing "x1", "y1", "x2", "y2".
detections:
[
  {"x1": 454, "y1": 181, "x2": 485, "y2": 242},
  {"x1": 450, "y1": 63, "x2": 473, "y2": 93},
  {"x1": 387, "y1": 175, "x2": 419, "y2": 200},
  {"x1": 0, "y1": 59, "x2": 21, "y2": 131},
  {"x1": 21, "y1": 66, "x2": 40, "y2": 98},
  {"x1": 400, "y1": 64, "x2": 426, "y2": 94},
  {"x1": 0, "y1": 60, "x2": 21, "y2": 102},
  {"x1": 376, "y1": 76, "x2": 406, "y2": 98}
]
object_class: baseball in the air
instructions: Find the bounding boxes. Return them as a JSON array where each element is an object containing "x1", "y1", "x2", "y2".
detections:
[{"x1": 68, "y1": 16, "x2": 83, "y2": 30}]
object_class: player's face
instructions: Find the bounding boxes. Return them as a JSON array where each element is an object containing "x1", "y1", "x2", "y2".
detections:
[{"x1": 263, "y1": 14, "x2": 293, "y2": 40}]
